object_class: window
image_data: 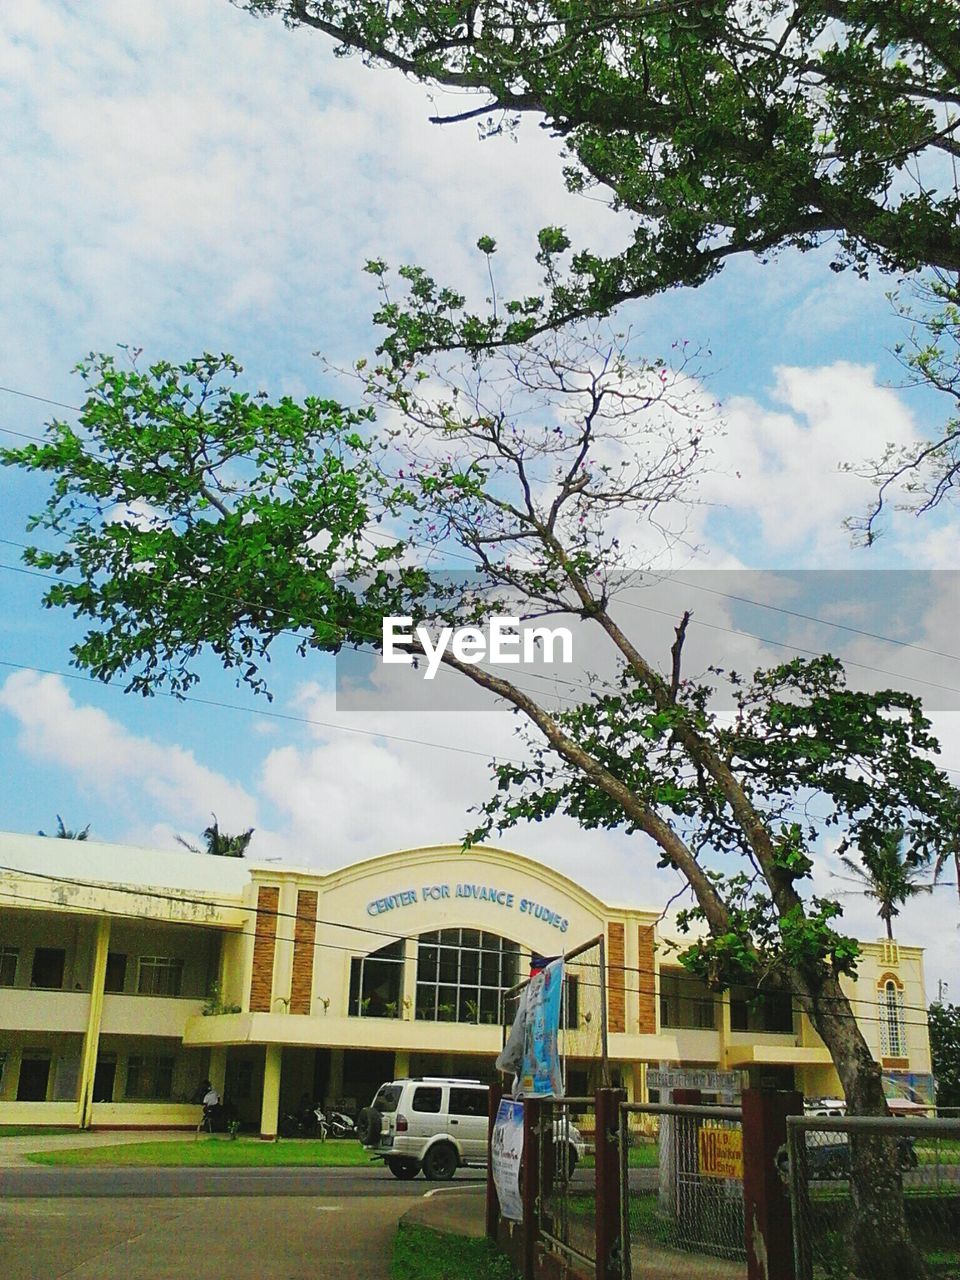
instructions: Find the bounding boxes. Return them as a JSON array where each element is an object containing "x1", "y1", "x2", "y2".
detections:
[
  {"x1": 0, "y1": 945, "x2": 18, "y2": 986},
  {"x1": 562, "y1": 975, "x2": 579, "y2": 1030},
  {"x1": 30, "y1": 947, "x2": 65, "y2": 989},
  {"x1": 104, "y1": 952, "x2": 127, "y2": 994},
  {"x1": 137, "y1": 957, "x2": 184, "y2": 997},
  {"x1": 659, "y1": 971, "x2": 717, "y2": 1030},
  {"x1": 880, "y1": 979, "x2": 906, "y2": 1058},
  {"x1": 449, "y1": 1087, "x2": 487, "y2": 1117},
  {"x1": 124, "y1": 1054, "x2": 175, "y2": 1100},
  {"x1": 415, "y1": 929, "x2": 520, "y2": 1025},
  {"x1": 730, "y1": 986, "x2": 793, "y2": 1034},
  {"x1": 412, "y1": 1086, "x2": 442, "y2": 1113},
  {"x1": 349, "y1": 939, "x2": 403, "y2": 1017}
]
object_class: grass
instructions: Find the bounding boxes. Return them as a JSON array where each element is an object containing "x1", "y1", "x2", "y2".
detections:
[
  {"x1": 581, "y1": 1142, "x2": 659, "y2": 1170},
  {"x1": 392, "y1": 1222, "x2": 517, "y2": 1280},
  {"x1": 25, "y1": 1137, "x2": 374, "y2": 1168}
]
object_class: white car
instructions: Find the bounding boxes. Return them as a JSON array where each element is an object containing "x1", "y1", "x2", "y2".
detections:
[{"x1": 356, "y1": 1076, "x2": 586, "y2": 1181}]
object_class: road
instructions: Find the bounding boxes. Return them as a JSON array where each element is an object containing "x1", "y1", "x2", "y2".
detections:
[{"x1": 0, "y1": 1163, "x2": 486, "y2": 1198}]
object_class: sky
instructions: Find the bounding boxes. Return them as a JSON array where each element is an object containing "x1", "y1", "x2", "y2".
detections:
[{"x1": 0, "y1": 0, "x2": 957, "y2": 997}]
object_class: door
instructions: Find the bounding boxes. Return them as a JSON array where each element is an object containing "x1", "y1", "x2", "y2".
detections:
[
  {"x1": 17, "y1": 1056, "x2": 51, "y2": 1101},
  {"x1": 448, "y1": 1085, "x2": 489, "y2": 1160},
  {"x1": 93, "y1": 1059, "x2": 117, "y2": 1103}
]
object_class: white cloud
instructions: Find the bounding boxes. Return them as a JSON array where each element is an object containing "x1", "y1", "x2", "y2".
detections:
[
  {"x1": 702, "y1": 362, "x2": 920, "y2": 561},
  {"x1": 0, "y1": 670, "x2": 256, "y2": 829}
]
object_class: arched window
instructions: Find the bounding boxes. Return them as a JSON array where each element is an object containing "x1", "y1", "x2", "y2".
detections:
[
  {"x1": 878, "y1": 976, "x2": 905, "y2": 1058},
  {"x1": 415, "y1": 929, "x2": 520, "y2": 1024}
]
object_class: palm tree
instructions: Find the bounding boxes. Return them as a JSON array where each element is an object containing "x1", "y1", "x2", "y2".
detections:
[
  {"x1": 834, "y1": 828, "x2": 931, "y2": 940},
  {"x1": 176, "y1": 814, "x2": 254, "y2": 858},
  {"x1": 38, "y1": 816, "x2": 90, "y2": 840}
]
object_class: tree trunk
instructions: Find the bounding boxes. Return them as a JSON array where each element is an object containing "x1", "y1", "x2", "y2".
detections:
[{"x1": 804, "y1": 974, "x2": 928, "y2": 1280}]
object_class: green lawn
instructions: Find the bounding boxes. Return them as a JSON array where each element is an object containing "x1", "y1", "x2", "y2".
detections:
[
  {"x1": 0, "y1": 1126, "x2": 76, "y2": 1138},
  {"x1": 581, "y1": 1142, "x2": 659, "y2": 1170},
  {"x1": 25, "y1": 1137, "x2": 374, "y2": 1168},
  {"x1": 392, "y1": 1222, "x2": 517, "y2": 1280}
]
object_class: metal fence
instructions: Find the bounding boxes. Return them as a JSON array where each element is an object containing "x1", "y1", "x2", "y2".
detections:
[
  {"x1": 536, "y1": 1095, "x2": 598, "y2": 1272},
  {"x1": 620, "y1": 1102, "x2": 747, "y2": 1279},
  {"x1": 785, "y1": 1114, "x2": 960, "y2": 1279}
]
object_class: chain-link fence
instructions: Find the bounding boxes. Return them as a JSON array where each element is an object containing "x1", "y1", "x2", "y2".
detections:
[
  {"x1": 785, "y1": 1114, "x2": 960, "y2": 1279},
  {"x1": 535, "y1": 1094, "x2": 598, "y2": 1271},
  {"x1": 620, "y1": 1102, "x2": 747, "y2": 1279}
]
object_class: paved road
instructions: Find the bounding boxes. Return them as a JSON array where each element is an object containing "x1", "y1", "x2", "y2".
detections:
[
  {"x1": 0, "y1": 1164, "x2": 487, "y2": 1198},
  {"x1": 0, "y1": 1192, "x2": 441, "y2": 1280}
]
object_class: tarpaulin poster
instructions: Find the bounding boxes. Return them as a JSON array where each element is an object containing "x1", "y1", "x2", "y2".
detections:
[
  {"x1": 520, "y1": 957, "x2": 564, "y2": 1097},
  {"x1": 492, "y1": 1098, "x2": 524, "y2": 1221}
]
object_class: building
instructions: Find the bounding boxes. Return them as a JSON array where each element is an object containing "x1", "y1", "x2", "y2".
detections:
[{"x1": 0, "y1": 831, "x2": 935, "y2": 1132}]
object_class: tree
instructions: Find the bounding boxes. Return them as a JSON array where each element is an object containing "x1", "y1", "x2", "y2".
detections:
[
  {"x1": 929, "y1": 1001, "x2": 960, "y2": 1109},
  {"x1": 834, "y1": 827, "x2": 932, "y2": 939},
  {"x1": 176, "y1": 814, "x2": 255, "y2": 858},
  {"x1": 239, "y1": 0, "x2": 960, "y2": 528},
  {"x1": 3, "y1": 339, "x2": 955, "y2": 1277},
  {"x1": 38, "y1": 816, "x2": 90, "y2": 840}
]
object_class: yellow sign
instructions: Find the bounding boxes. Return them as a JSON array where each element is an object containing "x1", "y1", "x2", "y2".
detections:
[{"x1": 697, "y1": 1125, "x2": 743, "y2": 1179}]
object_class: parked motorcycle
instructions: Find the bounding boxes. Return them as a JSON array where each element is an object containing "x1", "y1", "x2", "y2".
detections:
[
  {"x1": 325, "y1": 1110, "x2": 356, "y2": 1139},
  {"x1": 278, "y1": 1103, "x2": 327, "y2": 1139}
]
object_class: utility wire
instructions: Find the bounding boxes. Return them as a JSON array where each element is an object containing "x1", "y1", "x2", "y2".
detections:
[{"x1": 0, "y1": 864, "x2": 944, "y2": 1027}]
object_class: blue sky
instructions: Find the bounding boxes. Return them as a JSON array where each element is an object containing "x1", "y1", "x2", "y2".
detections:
[{"x1": 1, "y1": 0, "x2": 958, "y2": 992}]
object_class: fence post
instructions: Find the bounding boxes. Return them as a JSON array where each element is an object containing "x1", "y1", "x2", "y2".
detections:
[
  {"x1": 522, "y1": 1096, "x2": 541, "y2": 1280},
  {"x1": 487, "y1": 1080, "x2": 504, "y2": 1242},
  {"x1": 742, "y1": 1088, "x2": 802, "y2": 1280},
  {"x1": 596, "y1": 1086, "x2": 627, "y2": 1280}
]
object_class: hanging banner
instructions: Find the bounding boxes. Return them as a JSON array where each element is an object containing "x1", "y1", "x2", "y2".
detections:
[
  {"x1": 492, "y1": 1098, "x2": 524, "y2": 1221},
  {"x1": 519, "y1": 957, "x2": 564, "y2": 1097}
]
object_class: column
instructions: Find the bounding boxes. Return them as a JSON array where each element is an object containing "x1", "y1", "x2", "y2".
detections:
[
  {"x1": 77, "y1": 917, "x2": 110, "y2": 1129},
  {"x1": 260, "y1": 1044, "x2": 282, "y2": 1139},
  {"x1": 326, "y1": 1048, "x2": 344, "y2": 1109},
  {"x1": 394, "y1": 1050, "x2": 410, "y2": 1078},
  {"x1": 209, "y1": 1046, "x2": 227, "y2": 1099}
]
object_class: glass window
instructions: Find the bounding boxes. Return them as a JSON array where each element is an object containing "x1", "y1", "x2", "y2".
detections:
[
  {"x1": 137, "y1": 957, "x2": 184, "y2": 997},
  {"x1": 124, "y1": 1054, "x2": 175, "y2": 1100},
  {"x1": 880, "y1": 980, "x2": 905, "y2": 1057},
  {"x1": 373, "y1": 1084, "x2": 403, "y2": 1114},
  {"x1": 730, "y1": 986, "x2": 791, "y2": 1034},
  {"x1": 104, "y1": 952, "x2": 127, "y2": 994},
  {"x1": 0, "y1": 946, "x2": 18, "y2": 987},
  {"x1": 31, "y1": 947, "x2": 65, "y2": 989},
  {"x1": 415, "y1": 929, "x2": 520, "y2": 1025},
  {"x1": 412, "y1": 1086, "x2": 442, "y2": 1113},
  {"x1": 449, "y1": 1087, "x2": 487, "y2": 1117},
  {"x1": 349, "y1": 939, "x2": 403, "y2": 1017},
  {"x1": 660, "y1": 971, "x2": 717, "y2": 1030}
]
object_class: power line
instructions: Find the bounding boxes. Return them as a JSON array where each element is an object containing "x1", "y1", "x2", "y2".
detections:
[
  {"x1": 0, "y1": 657, "x2": 524, "y2": 764},
  {"x1": 0, "y1": 863, "x2": 943, "y2": 1028}
]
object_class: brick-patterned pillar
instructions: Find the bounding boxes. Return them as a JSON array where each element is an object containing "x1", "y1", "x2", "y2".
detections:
[
  {"x1": 249, "y1": 885, "x2": 279, "y2": 1013},
  {"x1": 638, "y1": 925, "x2": 657, "y2": 1033},
  {"x1": 607, "y1": 922, "x2": 625, "y2": 1034},
  {"x1": 290, "y1": 890, "x2": 318, "y2": 1015}
]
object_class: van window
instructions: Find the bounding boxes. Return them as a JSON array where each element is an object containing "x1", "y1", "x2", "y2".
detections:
[
  {"x1": 449, "y1": 1087, "x2": 487, "y2": 1117},
  {"x1": 412, "y1": 1086, "x2": 443, "y2": 1113},
  {"x1": 373, "y1": 1084, "x2": 403, "y2": 1114}
]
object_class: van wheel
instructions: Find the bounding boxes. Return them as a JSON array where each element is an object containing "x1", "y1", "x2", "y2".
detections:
[
  {"x1": 386, "y1": 1157, "x2": 420, "y2": 1180},
  {"x1": 422, "y1": 1144, "x2": 458, "y2": 1181}
]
